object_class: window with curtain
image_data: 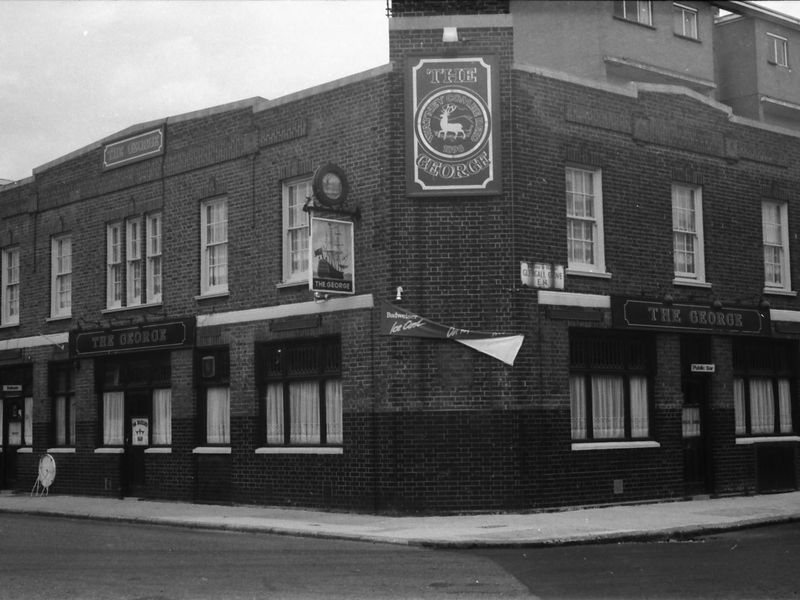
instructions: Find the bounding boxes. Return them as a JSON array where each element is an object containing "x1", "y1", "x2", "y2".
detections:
[
  {"x1": 152, "y1": 388, "x2": 172, "y2": 445},
  {"x1": 570, "y1": 332, "x2": 653, "y2": 441},
  {"x1": 103, "y1": 391, "x2": 124, "y2": 445},
  {"x1": 282, "y1": 177, "x2": 311, "y2": 283},
  {"x1": 260, "y1": 337, "x2": 342, "y2": 446},
  {"x1": 197, "y1": 347, "x2": 230, "y2": 445},
  {"x1": 51, "y1": 362, "x2": 75, "y2": 447},
  {"x1": 733, "y1": 339, "x2": 795, "y2": 437},
  {"x1": 205, "y1": 387, "x2": 230, "y2": 445}
]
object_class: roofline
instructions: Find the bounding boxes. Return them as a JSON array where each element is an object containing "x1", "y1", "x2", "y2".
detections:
[{"x1": 712, "y1": 1, "x2": 800, "y2": 28}]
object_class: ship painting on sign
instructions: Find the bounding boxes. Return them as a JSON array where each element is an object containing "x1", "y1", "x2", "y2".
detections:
[{"x1": 314, "y1": 221, "x2": 349, "y2": 280}]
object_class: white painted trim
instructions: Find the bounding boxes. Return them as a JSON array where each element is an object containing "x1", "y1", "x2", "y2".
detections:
[
  {"x1": 94, "y1": 447, "x2": 124, "y2": 454},
  {"x1": 255, "y1": 447, "x2": 343, "y2": 455},
  {"x1": 0, "y1": 332, "x2": 69, "y2": 351},
  {"x1": 144, "y1": 447, "x2": 172, "y2": 454},
  {"x1": 565, "y1": 269, "x2": 612, "y2": 280},
  {"x1": 47, "y1": 447, "x2": 76, "y2": 454},
  {"x1": 389, "y1": 14, "x2": 513, "y2": 30},
  {"x1": 197, "y1": 294, "x2": 374, "y2": 328},
  {"x1": 16, "y1": 447, "x2": 32, "y2": 454},
  {"x1": 192, "y1": 447, "x2": 231, "y2": 454},
  {"x1": 736, "y1": 436, "x2": 800, "y2": 445},
  {"x1": 770, "y1": 309, "x2": 800, "y2": 322},
  {"x1": 572, "y1": 441, "x2": 661, "y2": 451},
  {"x1": 538, "y1": 290, "x2": 610, "y2": 308}
]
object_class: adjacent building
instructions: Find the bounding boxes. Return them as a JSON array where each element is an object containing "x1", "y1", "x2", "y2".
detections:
[{"x1": 1, "y1": 0, "x2": 799, "y2": 512}]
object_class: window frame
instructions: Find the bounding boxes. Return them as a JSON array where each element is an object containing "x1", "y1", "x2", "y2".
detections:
[
  {"x1": 767, "y1": 33, "x2": 789, "y2": 68},
  {"x1": 196, "y1": 347, "x2": 231, "y2": 446},
  {"x1": 1, "y1": 246, "x2": 20, "y2": 326},
  {"x1": 565, "y1": 166, "x2": 606, "y2": 276},
  {"x1": 106, "y1": 222, "x2": 123, "y2": 309},
  {"x1": 50, "y1": 234, "x2": 72, "y2": 319},
  {"x1": 258, "y1": 337, "x2": 343, "y2": 447},
  {"x1": 762, "y1": 201, "x2": 792, "y2": 293},
  {"x1": 673, "y1": 2, "x2": 698, "y2": 40},
  {"x1": 672, "y1": 184, "x2": 706, "y2": 284},
  {"x1": 50, "y1": 362, "x2": 76, "y2": 448},
  {"x1": 146, "y1": 212, "x2": 163, "y2": 304},
  {"x1": 282, "y1": 176, "x2": 312, "y2": 285},
  {"x1": 126, "y1": 217, "x2": 143, "y2": 307},
  {"x1": 200, "y1": 197, "x2": 228, "y2": 296},
  {"x1": 614, "y1": 0, "x2": 653, "y2": 26}
]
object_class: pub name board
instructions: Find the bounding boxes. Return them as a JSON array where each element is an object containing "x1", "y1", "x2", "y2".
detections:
[
  {"x1": 612, "y1": 299, "x2": 769, "y2": 335},
  {"x1": 103, "y1": 127, "x2": 164, "y2": 170},
  {"x1": 406, "y1": 55, "x2": 501, "y2": 196},
  {"x1": 71, "y1": 319, "x2": 194, "y2": 357}
]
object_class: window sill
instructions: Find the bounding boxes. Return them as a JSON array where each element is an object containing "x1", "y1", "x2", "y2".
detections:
[
  {"x1": 102, "y1": 302, "x2": 163, "y2": 314},
  {"x1": 565, "y1": 268, "x2": 611, "y2": 280},
  {"x1": 94, "y1": 447, "x2": 124, "y2": 454},
  {"x1": 47, "y1": 447, "x2": 76, "y2": 453},
  {"x1": 276, "y1": 280, "x2": 308, "y2": 289},
  {"x1": 672, "y1": 278, "x2": 711, "y2": 289},
  {"x1": 255, "y1": 446, "x2": 343, "y2": 455},
  {"x1": 572, "y1": 441, "x2": 661, "y2": 451},
  {"x1": 192, "y1": 446, "x2": 231, "y2": 454},
  {"x1": 612, "y1": 15, "x2": 655, "y2": 29},
  {"x1": 16, "y1": 447, "x2": 32, "y2": 454},
  {"x1": 762, "y1": 288, "x2": 797, "y2": 297},
  {"x1": 46, "y1": 315, "x2": 72, "y2": 322},
  {"x1": 736, "y1": 436, "x2": 800, "y2": 445},
  {"x1": 145, "y1": 447, "x2": 172, "y2": 454},
  {"x1": 0, "y1": 322, "x2": 20, "y2": 330},
  {"x1": 673, "y1": 33, "x2": 701, "y2": 43},
  {"x1": 195, "y1": 291, "x2": 229, "y2": 301}
]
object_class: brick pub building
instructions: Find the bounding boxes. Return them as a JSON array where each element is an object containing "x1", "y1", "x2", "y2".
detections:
[{"x1": 2, "y1": 0, "x2": 800, "y2": 512}]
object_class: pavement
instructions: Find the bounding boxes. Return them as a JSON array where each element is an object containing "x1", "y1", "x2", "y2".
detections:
[{"x1": 1, "y1": 490, "x2": 799, "y2": 548}]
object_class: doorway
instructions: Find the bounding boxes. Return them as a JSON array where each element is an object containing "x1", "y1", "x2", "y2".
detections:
[
  {"x1": 681, "y1": 336, "x2": 713, "y2": 496},
  {"x1": 123, "y1": 391, "x2": 150, "y2": 497}
]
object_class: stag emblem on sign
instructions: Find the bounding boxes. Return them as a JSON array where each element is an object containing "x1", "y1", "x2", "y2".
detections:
[
  {"x1": 437, "y1": 104, "x2": 472, "y2": 140},
  {"x1": 416, "y1": 89, "x2": 489, "y2": 160}
]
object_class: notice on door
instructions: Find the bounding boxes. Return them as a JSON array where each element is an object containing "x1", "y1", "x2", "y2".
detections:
[{"x1": 131, "y1": 418, "x2": 149, "y2": 446}]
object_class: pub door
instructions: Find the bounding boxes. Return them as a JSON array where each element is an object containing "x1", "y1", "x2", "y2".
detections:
[
  {"x1": 681, "y1": 336, "x2": 713, "y2": 496},
  {"x1": 123, "y1": 391, "x2": 150, "y2": 497},
  {"x1": 1, "y1": 398, "x2": 24, "y2": 489}
]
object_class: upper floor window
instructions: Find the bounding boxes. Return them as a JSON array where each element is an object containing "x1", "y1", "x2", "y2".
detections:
[
  {"x1": 106, "y1": 222, "x2": 123, "y2": 309},
  {"x1": 672, "y1": 184, "x2": 705, "y2": 284},
  {"x1": 282, "y1": 177, "x2": 311, "y2": 284},
  {"x1": 51, "y1": 235, "x2": 72, "y2": 319},
  {"x1": 673, "y1": 3, "x2": 698, "y2": 39},
  {"x1": 126, "y1": 218, "x2": 143, "y2": 307},
  {"x1": 566, "y1": 167, "x2": 606, "y2": 275},
  {"x1": 146, "y1": 213, "x2": 162, "y2": 304},
  {"x1": 106, "y1": 214, "x2": 162, "y2": 310},
  {"x1": 762, "y1": 202, "x2": 791, "y2": 293},
  {"x1": 614, "y1": 0, "x2": 653, "y2": 26},
  {"x1": 200, "y1": 198, "x2": 228, "y2": 296},
  {"x1": 1, "y1": 247, "x2": 20, "y2": 326},
  {"x1": 768, "y1": 33, "x2": 789, "y2": 67}
]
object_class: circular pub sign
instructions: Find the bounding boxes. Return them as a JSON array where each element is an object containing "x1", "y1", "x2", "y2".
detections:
[
  {"x1": 415, "y1": 89, "x2": 490, "y2": 161},
  {"x1": 312, "y1": 163, "x2": 349, "y2": 207}
]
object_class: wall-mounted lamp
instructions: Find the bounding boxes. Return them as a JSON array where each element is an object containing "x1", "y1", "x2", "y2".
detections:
[
  {"x1": 712, "y1": 299, "x2": 723, "y2": 310},
  {"x1": 442, "y1": 27, "x2": 459, "y2": 43},
  {"x1": 395, "y1": 286, "x2": 404, "y2": 302},
  {"x1": 314, "y1": 292, "x2": 330, "y2": 303}
]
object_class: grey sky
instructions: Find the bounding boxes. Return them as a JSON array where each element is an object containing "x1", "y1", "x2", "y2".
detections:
[{"x1": 2, "y1": 1, "x2": 799, "y2": 183}]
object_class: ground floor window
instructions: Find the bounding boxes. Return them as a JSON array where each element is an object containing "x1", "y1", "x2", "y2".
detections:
[
  {"x1": 50, "y1": 362, "x2": 76, "y2": 446},
  {"x1": 733, "y1": 339, "x2": 795, "y2": 436},
  {"x1": 569, "y1": 331, "x2": 654, "y2": 440},
  {"x1": 259, "y1": 337, "x2": 342, "y2": 446},
  {"x1": 197, "y1": 347, "x2": 230, "y2": 446}
]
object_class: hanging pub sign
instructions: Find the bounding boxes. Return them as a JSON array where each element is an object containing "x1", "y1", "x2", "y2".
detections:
[
  {"x1": 309, "y1": 217, "x2": 354, "y2": 294},
  {"x1": 612, "y1": 298, "x2": 769, "y2": 335},
  {"x1": 406, "y1": 55, "x2": 501, "y2": 196},
  {"x1": 380, "y1": 301, "x2": 523, "y2": 365},
  {"x1": 103, "y1": 126, "x2": 164, "y2": 170}
]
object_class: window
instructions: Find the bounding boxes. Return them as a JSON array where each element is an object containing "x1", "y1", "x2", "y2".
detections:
[
  {"x1": 50, "y1": 362, "x2": 76, "y2": 447},
  {"x1": 51, "y1": 235, "x2": 72, "y2": 318},
  {"x1": 260, "y1": 337, "x2": 342, "y2": 446},
  {"x1": 282, "y1": 177, "x2": 311, "y2": 284},
  {"x1": 768, "y1": 33, "x2": 789, "y2": 67},
  {"x1": 126, "y1": 218, "x2": 143, "y2": 307},
  {"x1": 570, "y1": 333, "x2": 653, "y2": 441},
  {"x1": 672, "y1": 185, "x2": 705, "y2": 283},
  {"x1": 763, "y1": 202, "x2": 791, "y2": 292},
  {"x1": 146, "y1": 213, "x2": 162, "y2": 304},
  {"x1": 673, "y1": 3, "x2": 698, "y2": 39},
  {"x1": 200, "y1": 198, "x2": 228, "y2": 295},
  {"x1": 106, "y1": 222, "x2": 123, "y2": 309},
  {"x1": 733, "y1": 339, "x2": 795, "y2": 437},
  {"x1": 614, "y1": 0, "x2": 653, "y2": 26},
  {"x1": 566, "y1": 167, "x2": 606, "y2": 274},
  {"x1": 1, "y1": 247, "x2": 20, "y2": 326},
  {"x1": 197, "y1": 347, "x2": 230, "y2": 445}
]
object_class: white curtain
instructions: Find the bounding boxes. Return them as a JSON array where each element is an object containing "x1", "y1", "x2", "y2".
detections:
[
  {"x1": 266, "y1": 383, "x2": 284, "y2": 444},
  {"x1": 24, "y1": 397, "x2": 33, "y2": 445},
  {"x1": 206, "y1": 387, "x2": 230, "y2": 445},
  {"x1": 290, "y1": 381, "x2": 319, "y2": 444},
  {"x1": 569, "y1": 375, "x2": 587, "y2": 439},
  {"x1": 103, "y1": 391, "x2": 124, "y2": 445},
  {"x1": 152, "y1": 389, "x2": 172, "y2": 445},
  {"x1": 749, "y1": 378, "x2": 775, "y2": 434},
  {"x1": 629, "y1": 376, "x2": 649, "y2": 438},
  {"x1": 325, "y1": 380, "x2": 343, "y2": 444},
  {"x1": 778, "y1": 378, "x2": 793, "y2": 433},
  {"x1": 591, "y1": 375, "x2": 624, "y2": 438},
  {"x1": 682, "y1": 406, "x2": 701, "y2": 438},
  {"x1": 733, "y1": 378, "x2": 746, "y2": 435}
]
